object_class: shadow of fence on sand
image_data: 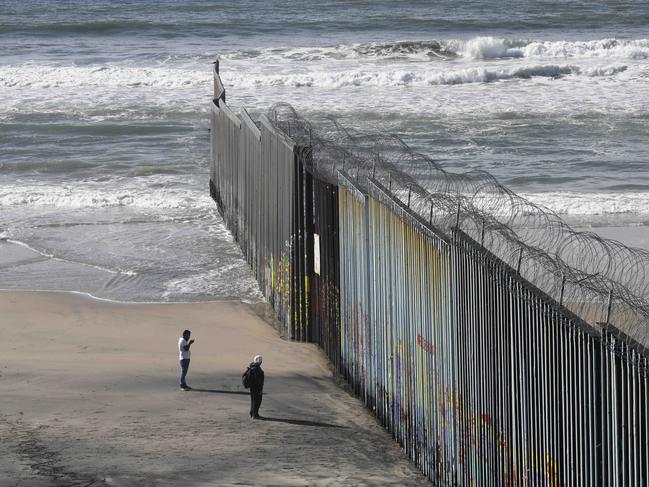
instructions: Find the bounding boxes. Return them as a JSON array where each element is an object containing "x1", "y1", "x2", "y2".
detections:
[{"x1": 191, "y1": 390, "x2": 346, "y2": 428}]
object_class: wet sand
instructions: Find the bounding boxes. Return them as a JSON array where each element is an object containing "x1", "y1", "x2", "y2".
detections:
[{"x1": 0, "y1": 291, "x2": 428, "y2": 487}]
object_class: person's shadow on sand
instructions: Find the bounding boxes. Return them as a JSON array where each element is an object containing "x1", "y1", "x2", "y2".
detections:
[
  {"x1": 259, "y1": 417, "x2": 347, "y2": 429},
  {"x1": 191, "y1": 388, "x2": 249, "y2": 396},
  {"x1": 190, "y1": 389, "x2": 346, "y2": 428}
]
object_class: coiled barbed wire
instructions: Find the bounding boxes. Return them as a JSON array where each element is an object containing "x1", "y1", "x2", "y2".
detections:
[{"x1": 267, "y1": 102, "x2": 649, "y2": 352}]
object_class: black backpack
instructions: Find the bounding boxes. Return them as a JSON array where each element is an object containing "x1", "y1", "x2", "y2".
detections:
[{"x1": 242, "y1": 366, "x2": 252, "y2": 389}]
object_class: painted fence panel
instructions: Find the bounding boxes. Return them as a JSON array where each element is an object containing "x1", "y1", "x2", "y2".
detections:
[
  {"x1": 334, "y1": 175, "x2": 648, "y2": 485},
  {"x1": 339, "y1": 175, "x2": 458, "y2": 482},
  {"x1": 365, "y1": 179, "x2": 456, "y2": 484},
  {"x1": 338, "y1": 174, "x2": 371, "y2": 400}
]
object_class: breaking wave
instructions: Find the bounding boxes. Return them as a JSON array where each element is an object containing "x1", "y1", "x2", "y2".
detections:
[
  {"x1": 0, "y1": 62, "x2": 582, "y2": 92},
  {"x1": 1, "y1": 37, "x2": 643, "y2": 92},
  {"x1": 0, "y1": 64, "x2": 210, "y2": 89},
  {"x1": 220, "y1": 37, "x2": 649, "y2": 62},
  {"x1": 448, "y1": 37, "x2": 649, "y2": 60},
  {"x1": 222, "y1": 64, "x2": 621, "y2": 88},
  {"x1": 0, "y1": 180, "x2": 215, "y2": 211}
]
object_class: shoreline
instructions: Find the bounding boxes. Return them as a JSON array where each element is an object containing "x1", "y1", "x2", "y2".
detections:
[
  {"x1": 0, "y1": 286, "x2": 261, "y2": 307},
  {"x1": 0, "y1": 238, "x2": 264, "y2": 305},
  {"x1": 3, "y1": 221, "x2": 648, "y2": 306},
  {"x1": 0, "y1": 290, "x2": 428, "y2": 486}
]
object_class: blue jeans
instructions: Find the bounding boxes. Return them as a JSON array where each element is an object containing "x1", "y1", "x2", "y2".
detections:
[{"x1": 179, "y1": 358, "x2": 190, "y2": 387}]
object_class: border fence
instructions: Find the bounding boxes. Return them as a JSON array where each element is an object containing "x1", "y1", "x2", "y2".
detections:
[{"x1": 210, "y1": 63, "x2": 648, "y2": 485}]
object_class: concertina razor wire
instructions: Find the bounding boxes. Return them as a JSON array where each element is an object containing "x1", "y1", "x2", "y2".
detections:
[{"x1": 266, "y1": 102, "x2": 649, "y2": 354}]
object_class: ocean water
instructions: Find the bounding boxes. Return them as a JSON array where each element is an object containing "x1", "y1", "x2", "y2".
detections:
[{"x1": 1, "y1": 0, "x2": 648, "y2": 301}]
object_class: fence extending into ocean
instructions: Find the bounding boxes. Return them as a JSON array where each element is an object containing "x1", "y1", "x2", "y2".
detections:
[{"x1": 210, "y1": 64, "x2": 648, "y2": 486}]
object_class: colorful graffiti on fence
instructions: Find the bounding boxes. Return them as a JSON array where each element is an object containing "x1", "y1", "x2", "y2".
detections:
[{"x1": 391, "y1": 336, "x2": 560, "y2": 485}]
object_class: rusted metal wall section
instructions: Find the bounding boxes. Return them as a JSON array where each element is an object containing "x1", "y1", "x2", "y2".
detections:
[
  {"x1": 338, "y1": 173, "x2": 372, "y2": 401},
  {"x1": 210, "y1": 66, "x2": 648, "y2": 485}
]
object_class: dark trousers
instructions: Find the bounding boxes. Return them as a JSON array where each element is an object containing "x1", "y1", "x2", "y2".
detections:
[
  {"x1": 179, "y1": 358, "x2": 190, "y2": 386},
  {"x1": 250, "y1": 386, "x2": 263, "y2": 417}
]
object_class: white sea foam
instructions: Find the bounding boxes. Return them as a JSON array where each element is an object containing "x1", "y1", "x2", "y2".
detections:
[
  {"x1": 1, "y1": 38, "x2": 644, "y2": 93},
  {"x1": 519, "y1": 38, "x2": 649, "y2": 60},
  {"x1": 218, "y1": 37, "x2": 649, "y2": 62},
  {"x1": 0, "y1": 64, "x2": 210, "y2": 90},
  {"x1": 521, "y1": 192, "x2": 649, "y2": 216},
  {"x1": 221, "y1": 64, "x2": 602, "y2": 89},
  {"x1": 428, "y1": 64, "x2": 578, "y2": 84},
  {"x1": 0, "y1": 44, "x2": 644, "y2": 119},
  {"x1": 445, "y1": 37, "x2": 649, "y2": 61},
  {"x1": 0, "y1": 180, "x2": 215, "y2": 211},
  {"x1": 581, "y1": 65, "x2": 629, "y2": 76},
  {"x1": 455, "y1": 37, "x2": 524, "y2": 60},
  {"x1": 163, "y1": 264, "x2": 263, "y2": 300}
]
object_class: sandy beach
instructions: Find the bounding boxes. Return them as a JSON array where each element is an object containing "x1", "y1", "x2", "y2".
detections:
[{"x1": 0, "y1": 291, "x2": 429, "y2": 487}]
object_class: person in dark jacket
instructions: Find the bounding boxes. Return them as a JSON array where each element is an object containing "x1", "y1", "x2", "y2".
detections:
[{"x1": 246, "y1": 355, "x2": 264, "y2": 419}]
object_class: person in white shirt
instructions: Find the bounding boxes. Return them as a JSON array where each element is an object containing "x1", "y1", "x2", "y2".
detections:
[{"x1": 178, "y1": 329, "x2": 195, "y2": 390}]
